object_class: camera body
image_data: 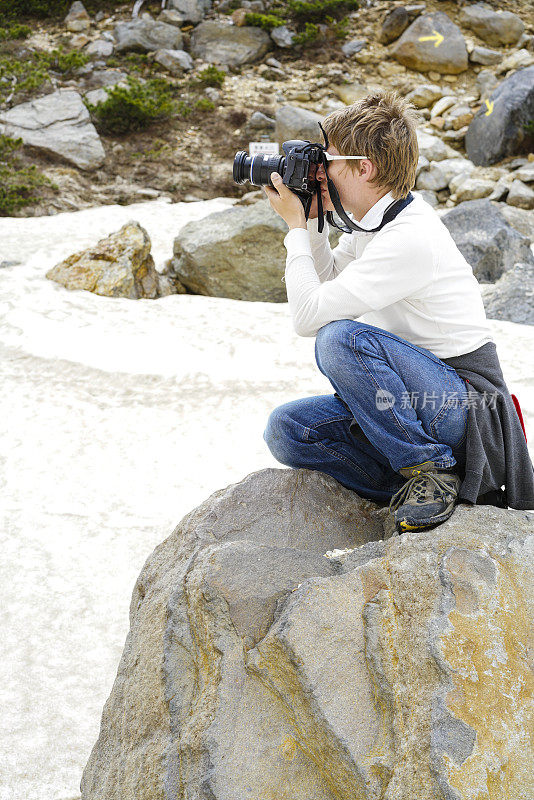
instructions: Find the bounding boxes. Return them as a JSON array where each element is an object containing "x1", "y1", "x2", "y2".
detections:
[{"x1": 233, "y1": 140, "x2": 324, "y2": 206}]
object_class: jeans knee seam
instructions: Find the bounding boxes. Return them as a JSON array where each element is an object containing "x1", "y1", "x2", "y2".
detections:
[
  {"x1": 351, "y1": 347, "x2": 417, "y2": 446},
  {"x1": 308, "y1": 414, "x2": 353, "y2": 430}
]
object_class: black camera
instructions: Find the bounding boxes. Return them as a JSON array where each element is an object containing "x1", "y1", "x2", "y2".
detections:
[{"x1": 233, "y1": 139, "x2": 325, "y2": 214}]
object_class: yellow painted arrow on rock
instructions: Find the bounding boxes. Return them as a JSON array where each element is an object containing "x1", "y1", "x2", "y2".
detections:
[
  {"x1": 484, "y1": 99, "x2": 494, "y2": 116},
  {"x1": 418, "y1": 30, "x2": 444, "y2": 47}
]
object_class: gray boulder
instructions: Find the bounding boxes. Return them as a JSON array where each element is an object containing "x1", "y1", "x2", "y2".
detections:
[
  {"x1": 341, "y1": 38, "x2": 367, "y2": 57},
  {"x1": 171, "y1": 199, "x2": 288, "y2": 301},
  {"x1": 507, "y1": 179, "x2": 534, "y2": 210},
  {"x1": 244, "y1": 110, "x2": 276, "y2": 137},
  {"x1": 154, "y1": 48, "x2": 193, "y2": 74},
  {"x1": 469, "y1": 45, "x2": 504, "y2": 66},
  {"x1": 465, "y1": 65, "x2": 534, "y2": 166},
  {"x1": 275, "y1": 105, "x2": 323, "y2": 144},
  {"x1": 0, "y1": 89, "x2": 104, "y2": 171},
  {"x1": 499, "y1": 203, "x2": 534, "y2": 242},
  {"x1": 416, "y1": 156, "x2": 474, "y2": 191},
  {"x1": 168, "y1": 0, "x2": 211, "y2": 25},
  {"x1": 379, "y1": 6, "x2": 410, "y2": 44},
  {"x1": 65, "y1": 0, "x2": 90, "y2": 32},
  {"x1": 459, "y1": 2, "x2": 525, "y2": 47},
  {"x1": 85, "y1": 38, "x2": 114, "y2": 58},
  {"x1": 271, "y1": 25, "x2": 295, "y2": 48},
  {"x1": 391, "y1": 12, "x2": 468, "y2": 74},
  {"x1": 441, "y1": 198, "x2": 534, "y2": 283},
  {"x1": 80, "y1": 467, "x2": 534, "y2": 800},
  {"x1": 482, "y1": 261, "x2": 534, "y2": 325},
  {"x1": 190, "y1": 21, "x2": 270, "y2": 66},
  {"x1": 113, "y1": 19, "x2": 183, "y2": 53}
]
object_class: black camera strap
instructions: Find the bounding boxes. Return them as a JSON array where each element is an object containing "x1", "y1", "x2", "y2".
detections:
[{"x1": 313, "y1": 122, "x2": 414, "y2": 235}]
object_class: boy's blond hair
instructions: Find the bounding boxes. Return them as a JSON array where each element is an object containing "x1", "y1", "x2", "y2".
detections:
[{"x1": 321, "y1": 89, "x2": 419, "y2": 200}]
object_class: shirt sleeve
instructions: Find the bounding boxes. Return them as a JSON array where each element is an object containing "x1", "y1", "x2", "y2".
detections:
[
  {"x1": 283, "y1": 219, "x2": 435, "y2": 338},
  {"x1": 304, "y1": 216, "x2": 356, "y2": 281}
]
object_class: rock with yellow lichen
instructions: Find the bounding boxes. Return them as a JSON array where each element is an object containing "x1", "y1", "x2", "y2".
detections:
[
  {"x1": 80, "y1": 468, "x2": 534, "y2": 800},
  {"x1": 46, "y1": 221, "x2": 184, "y2": 299}
]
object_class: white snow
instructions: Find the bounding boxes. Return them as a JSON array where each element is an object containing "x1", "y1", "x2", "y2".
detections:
[{"x1": 0, "y1": 199, "x2": 533, "y2": 800}]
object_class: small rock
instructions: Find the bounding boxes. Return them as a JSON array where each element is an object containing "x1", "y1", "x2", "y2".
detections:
[
  {"x1": 190, "y1": 21, "x2": 270, "y2": 66},
  {"x1": 275, "y1": 105, "x2": 323, "y2": 143},
  {"x1": 244, "y1": 110, "x2": 276, "y2": 136},
  {"x1": 506, "y1": 179, "x2": 534, "y2": 210},
  {"x1": 430, "y1": 95, "x2": 456, "y2": 117},
  {"x1": 496, "y1": 48, "x2": 534, "y2": 76},
  {"x1": 469, "y1": 45, "x2": 503, "y2": 66},
  {"x1": 168, "y1": 0, "x2": 211, "y2": 24},
  {"x1": 483, "y1": 262, "x2": 534, "y2": 325},
  {"x1": 379, "y1": 6, "x2": 410, "y2": 45},
  {"x1": 405, "y1": 84, "x2": 443, "y2": 109},
  {"x1": 204, "y1": 87, "x2": 220, "y2": 102},
  {"x1": 454, "y1": 177, "x2": 495, "y2": 202},
  {"x1": 85, "y1": 38, "x2": 114, "y2": 58},
  {"x1": 514, "y1": 164, "x2": 534, "y2": 183},
  {"x1": 65, "y1": 0, "x2": 91, "y2": 32},
  {"x1": 341, "y1": 38, "x2": 367, "y2": 57},
  {"x1": 154, "y1": 48, "x2": 194, "y2": 74},
  {"x1": 271, "y1": 25, "x2": 295, "y2": 49},
  {"x1": 158, "y1": 9, "x2": 185, "y2": 27}
]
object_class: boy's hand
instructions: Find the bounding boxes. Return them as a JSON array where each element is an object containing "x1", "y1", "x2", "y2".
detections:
[
  {"x1": 263, "y1": 173, "x2": 306, "y2": 230},
  {"x1": 308, "y1": 169, "x2": 335, "y2": 219}
]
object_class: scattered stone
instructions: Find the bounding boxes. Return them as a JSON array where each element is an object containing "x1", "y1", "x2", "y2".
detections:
[
  {"x1": 514, "y1": 164, "x2": 534, "y2": 182},
  {"x1": 329, "y1": 83, "x2": 365, "y2": 105},
  {"x1": 80, "y1": 467, "x2": 534, "y2": 800},
  {"x1": 476, "y1": 68, "x2": 499, "y2": 101},
  {"x1": 171, "y1": 200, "x2": 288, "y2": 301},
  {"x1": 157, "y1": 8, "x2": 185, "y2": 27},
  {"x1": 441, "y1": 198, "x2": 534, "y2": 282},
  {"x1": 0, "y1": 89, "x2": 104, "y2": 172},
  {"x1": 80, "y1": 69, "x2": 128, "y2": 91},
  {"x1": 113, "y1": 19, "x2": 183, "y2": 53},
  {"x1": 275, "y1": 105, "x2": 323, "y2": 144},
  {"x1": 85, "y1": 38, "x2": 114, "y2": 58},
  {"x1": 405, "y1": 84, "x2": 443, "y2": 108},
  {"x1": 506, "y1": 179, "x2": 534, "y2": 210},
  {"x1": 416, "y1": 128, "x2": 459, "y2": 161},
  {"x1": 70, "y1": 33, "x2": 90, "y2": 48},
  {"x1": 168, "y1": 0, "x2": 211, "y2": 24},
  {"x1": 496, "y1": 49, "x2": 534, "y2": 75},
  {"x1": 266, "y1": 56, "x2": 282, "y2": 68},
  {"x1": 430, "y1": 95, "x2": 456, "y2": 117},
  {"x1": 46, "y1": 222, "x2": 169, "y2": 299},
  {"x1": 459, "y1": 3, "x2": 525, "y2": 47},
  {"x1": 465, "y1": 65, "x2": 534, "y2": 166},
  {"x1": 415, "y1": 188, "x2": 440, "y2": 206},
  {"x1": 84, "y1": 87, "x2": 109, "y2": 105},
  {"x1": 244, "y1": 110, "x2": 276, "y2": 137},
  {"x1": 499, "y1": 203, "x2": 534, "y2": 242},
  {"x1": 190, "y1": 21, "x2": 270, "y2": 66},
  {"x1": 379, "y1": 6, "x2": 410, "y2": 45},
  {"x1": 416, "y1": 157, "x2": 474, "y2": 191},
  {"x1": 154, "y1": 48, "x2": 193, "y2": 74},
  {"x1": 391, "y1": 12, "x2": 468, "y2": 75},
  {"x1": 271, "y1": 25, "x2": 295, "y2": 49},
  {"x1": 482, "y1": 261, "x2": 534, "y2": 325},
  {"x1": 469, "y1": 45, "x2": 504, "y2": 66},
  {"x1": 65, "y1": 0, "x2": 91, "y2": 32},
  {"x1": 204, "y1": 87, "x2": 220, "y2": 102},
  {"x1": 453, "y1": 177, "x2": 495, "y2": 201},
  {"x1": 341, "y1": 38, "x2": 367, "y2": 57}
]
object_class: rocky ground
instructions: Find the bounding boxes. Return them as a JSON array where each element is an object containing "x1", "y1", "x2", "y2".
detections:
[{"x1": 0, "y1": 0, "x2": 533, "y2": 215}]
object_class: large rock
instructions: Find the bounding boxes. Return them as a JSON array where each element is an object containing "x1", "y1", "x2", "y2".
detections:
[
  {"x1": 168, "y1": 0, "x2": 211, "y2": 24},
  {"x1": 416, "y1": 156, "x2": 474, "y2": 191},
  {"x1": 113, "y1": 19, "x2": 183, "y2": 53},
  {"x1": 170, "y1": 200, "x2": 288, "y2": 301},
  {"x1": 482, "y1": 261, "x2": 534, "y2": 325},
  {"x1": 459, "y1": 2, "x2": 525, "y2": 47},
  {"x1": 391, "y1": 12, "x2": 468, "y2": 75},
  {"x1": 465, "y1": 66, "x2": 534, "y2": 166},
  {"x1": 64, "y1": 0, "x2": 90, "y2": 32},
  {"x1": 80, "y1": 467, "x2": 534, "y2": 800},
  {"x1": 0, "y1": 89, "x2": 104, "y2": 171},
  {"x1": 275, "y1": 104, "x2": 324, "y2": 144},
  {"x1": 416, "y1": 128, "x2": 459, "y2": 161},
  {"x1": 441, "y1": 198, "x2": 534, "y2": 283},
  {"x1": 46, "y1": 221, "x2": 173, "y2": 299},
  {"x1": 190, "y1": 21, "x2": 270, "y2": 66}
]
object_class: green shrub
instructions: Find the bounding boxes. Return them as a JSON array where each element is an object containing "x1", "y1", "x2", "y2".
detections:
[
  {"x1": 286, "y1": 0, "x2": 358, "y2": 22},
  {"x1": 0, "y1": 46, "x2": 90, "y2": 105},
  {"x1": 0, "y1": 23, "x2": 32, "y2": 39},
  {"x1": 0, "y1": 134, "x2": 55, "y2": 215},
  {"x1": 177, "y1": 100, "x2": 192, "y2": 117},
  {"x1": 194, "y1": 97, "x2": 215, "y2": 111},
  {"x1": 0, "y1": 0, "x2": 130, "y2": 19},
  {"x1": 244, "y1": 12, "x2": 286, "y2": 30},
  {"x1": 197, "y1": 65, "x2": 226, "y2": 88},
  {"x1": 86, "y1": 76, "x2": 176, "y2": 134},
  {"x1": 293, "y1": 21, "x2": 320, "y2": 45}
]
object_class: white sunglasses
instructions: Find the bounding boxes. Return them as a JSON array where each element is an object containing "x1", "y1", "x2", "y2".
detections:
[{"x1": 324, "y1": 153, "x2": 368, "y2": 161}]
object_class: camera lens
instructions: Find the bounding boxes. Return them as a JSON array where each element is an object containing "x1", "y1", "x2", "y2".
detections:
[{"x1": 233, "y1": 151, "x2": 286, "y2": 186}]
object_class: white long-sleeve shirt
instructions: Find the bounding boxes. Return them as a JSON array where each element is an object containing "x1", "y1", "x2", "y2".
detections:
[{"x1": 282, "y1": 190, "x2": 494, "y2": 358}]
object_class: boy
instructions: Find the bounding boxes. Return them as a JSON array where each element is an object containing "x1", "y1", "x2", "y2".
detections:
[{"x1": 263, "y1": 89, "x2": 534, "y2": 532}]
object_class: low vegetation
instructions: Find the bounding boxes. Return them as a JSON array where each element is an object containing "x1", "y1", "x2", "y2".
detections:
[
  {"x1": 86, "y1": 75, "x2": 176, "y2": 134},
  {"x1": 0, "y1": 134, "x2": 56, "y2": 216},
  {"x1": 0, "y1": 46, "x2": 91, "y2": 106}
]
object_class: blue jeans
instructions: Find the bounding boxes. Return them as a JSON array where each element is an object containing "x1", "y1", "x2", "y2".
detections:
[{"x1": 263, "y1": 319, "x2": 469, "y2": 503}]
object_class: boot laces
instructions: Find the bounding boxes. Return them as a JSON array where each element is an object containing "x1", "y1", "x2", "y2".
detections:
[{"x1": 388, "y1": 470, "x2": 456, "y2": 513}]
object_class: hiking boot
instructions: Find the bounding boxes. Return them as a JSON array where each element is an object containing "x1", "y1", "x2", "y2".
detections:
[{"x1": 388, "y1": 459, "x2": 461, "y2": 534}]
